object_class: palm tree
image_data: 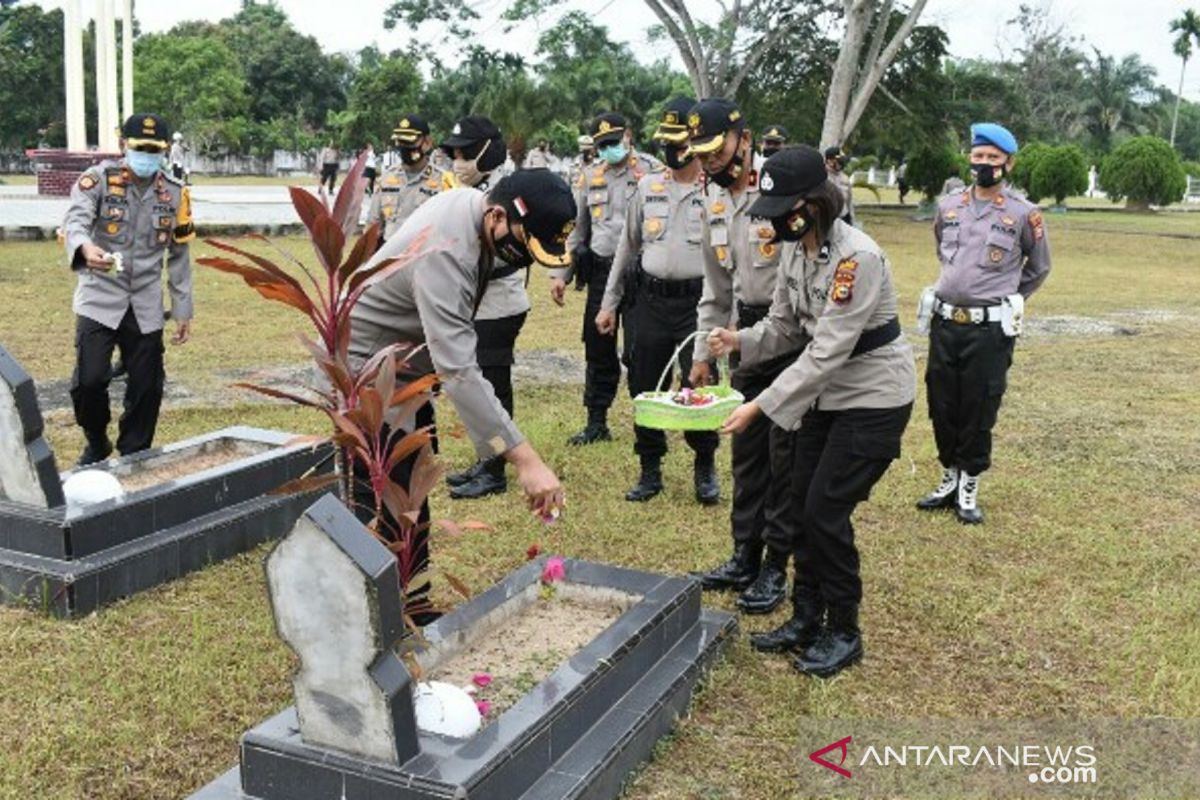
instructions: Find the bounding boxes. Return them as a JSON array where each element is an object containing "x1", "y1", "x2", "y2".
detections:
[
  {"x1": 1083, "y1": 49, "x2": 1157, "y2": 153},
  {"x1": 1169, "y1": 9, "x2": 1200, "y2": 148}
]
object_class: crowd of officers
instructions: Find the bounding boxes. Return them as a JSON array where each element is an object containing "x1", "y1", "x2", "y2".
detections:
[{"x1": 62, "y1": 102, "x2": 1050, "y2": 678}]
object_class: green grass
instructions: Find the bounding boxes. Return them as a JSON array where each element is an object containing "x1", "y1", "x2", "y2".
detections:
[{"x1": 1, "y1": 209, "x2": 1198, "y2": 799}]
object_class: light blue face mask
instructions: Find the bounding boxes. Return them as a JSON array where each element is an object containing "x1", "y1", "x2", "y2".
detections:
[
  {"x1": 125, "y1": 149, "x2": 163, "y2": 178},
  {"x1": 598, "y1": 143, "x2": 628, "y2": 164}
]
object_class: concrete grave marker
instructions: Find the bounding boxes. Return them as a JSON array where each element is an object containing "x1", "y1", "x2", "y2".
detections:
[
  {"x1": 265, "y1": 494, "x2": 418, "y2": 767},
  {"x1": 0, "y1": 343, "x2": 65, "y2": 508}
]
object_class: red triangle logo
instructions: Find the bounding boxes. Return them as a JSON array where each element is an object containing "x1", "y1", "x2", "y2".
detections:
[{"x1": 809, "y1": 735, "x2": 853, "y2": 779}]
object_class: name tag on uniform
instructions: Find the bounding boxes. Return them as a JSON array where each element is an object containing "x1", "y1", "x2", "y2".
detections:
[{"x1": 709, "y1": 225, "x2": 729, "y2": 247}]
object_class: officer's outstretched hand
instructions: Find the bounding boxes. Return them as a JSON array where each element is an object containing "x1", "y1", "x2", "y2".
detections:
[
  {"x1": 172, "y1": 319, "x2": 191, "y2": 345},
  {"x1": 706, "y1": 327, "x2": 739, "y2": 357},
  {"x1": 595, "y1": 309, "x2": 616, "y2": 335},
  {"x1": 549, "y1": 277, "x2": 567, "y2": 307},
  {"x1": 720, "y1": 401, "x2": 762, "y2": 436},
  {"x1": 688, "y1": 361, "x2": 712, "y2": 388},
  {"x1": 80, "y1": 243, "x2": 113, "y2": 271},
  {"x1": 506, "y1": 442, "x2": 565, "y2": 520}
]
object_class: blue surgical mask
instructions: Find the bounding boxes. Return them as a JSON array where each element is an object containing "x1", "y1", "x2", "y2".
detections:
[
  {"x1": 598, "y1": 143, "x2": 628, "y2": 165},
  {"x1": 126, "y1": 149, "x2": 163, "y2": 178}
]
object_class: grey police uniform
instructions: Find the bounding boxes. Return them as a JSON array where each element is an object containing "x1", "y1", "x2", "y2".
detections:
[
  {"x1": 601, "y1": 170, "x2": 716, "y2": 464},
  {"x1": 692, "y1": 177, "x2": 798, "y2": 560},
  {"x1": 737, "y1": 218, "x2": 915, "y2": 609},
  {"x1": 559, "y1": 152, "x2": 661, "y2": 416},
  {"x1": 62, "y1": 159, "x2": 194, "y2": 456},
  {"x1": 367, "y1": 161, "x2": 446, "y2": 241},
  {"x1": 831, "y1": 170, "x2": 855, "y2": 225},
  {"x1": 925, "y1": 185, "x2": 1050, "y2": 476}
]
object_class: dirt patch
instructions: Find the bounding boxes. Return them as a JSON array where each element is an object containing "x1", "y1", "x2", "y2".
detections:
[
  {"x1": 110, "y1": 439, "x2": 273, "y2": 492},
  {"x1": 1025, "y1": 315, "x2": 1139, "y2": 338},
  {"x1": 428, "y1": 584, "x2": 638, "y2": 720}
]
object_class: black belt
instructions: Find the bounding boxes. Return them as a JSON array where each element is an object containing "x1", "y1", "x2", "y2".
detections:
[
  {"x1": 591, "y1": 253, "x2": 614, "y2": 270},
  {"x1": 850, "y1": 316, "x2": 901, "y2": 357},
  {"x1": 736, "y1": 302, "x2": 771, "y2": 329},
  {"x1": 489, "y1": 264, "x2": 524, "y2": 282},
  {"x1": 638, "y1": 271, "x2": 703, "y2": 299}
]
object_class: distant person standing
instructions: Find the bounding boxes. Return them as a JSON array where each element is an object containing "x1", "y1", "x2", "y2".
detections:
[
  {"x1": 526, "y1": 139, "x2": 551, "y2": 169},
  {"x1": 825, "y1": 146, "x2": 854, "y2": 225},
  {"x1": 363, "y1": 143, "x2": 378, "y2": 195},
  {"x1": 896, "y1": 160, "x2": 909, "y2": 205},
  {"x1": 318, "y1": 141, "x2": 339, "y2": 194},
  {"x1": 169, "y1": 131, "x2": 187, "y2": 182},
  {"x1": 916, "y1": 123, "x2": 1051, "y2": 524}
]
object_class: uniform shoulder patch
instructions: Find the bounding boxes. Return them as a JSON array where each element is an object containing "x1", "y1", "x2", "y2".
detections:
[
  {"x1": 78, "y1": 172, "x2": 98, "y2": 190},
  {"x1": 1028, "y1": 209, "x2": 1044, "y2": 241},
  {"x1": 831, "y1": 258, "x2": 858, "y2": 305}
]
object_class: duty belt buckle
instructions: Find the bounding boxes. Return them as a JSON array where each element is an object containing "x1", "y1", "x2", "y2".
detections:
[{"x1": 952, "y1": 307, "x2": 969, "y2": 324}]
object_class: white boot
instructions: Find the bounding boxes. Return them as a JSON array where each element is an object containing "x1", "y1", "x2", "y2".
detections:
[
  {"x1": 916, "y1": 466, "x2": 959, "y2": 510},
  {"x1": 956, "y1": 472, "x2": 983, "y2": 524}
]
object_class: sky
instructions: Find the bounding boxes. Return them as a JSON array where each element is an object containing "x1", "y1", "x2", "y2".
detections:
[{"x1": 30, "y1": 0, "x2": 1200, "y2": 100}]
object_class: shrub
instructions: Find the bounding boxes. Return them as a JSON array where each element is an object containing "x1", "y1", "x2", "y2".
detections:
[
  {"x1": 906, "y1": 140, "x2": 965, "y2": 201},
  {"x1": 1009, "y1": 141, "x2": 1051, "y2": 200},
  {"x1": 1030, "y1": 144, "x2": 1089, "y2": 206},
  {"x1": 1099, "y1": 136, "x2": 1188, "y2": 209},
  {"x1": 1181, "y1": 160, "x2": 1200, "y2": 178}
]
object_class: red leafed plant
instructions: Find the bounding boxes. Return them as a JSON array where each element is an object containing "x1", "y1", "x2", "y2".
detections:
[{"x1": 196, "y1": 152, "x2": 482, "y2": 624}]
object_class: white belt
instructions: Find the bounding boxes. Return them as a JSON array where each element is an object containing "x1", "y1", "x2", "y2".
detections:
[{"x1": 933, "y1": 299, "x2": 1002, "y2": 324}]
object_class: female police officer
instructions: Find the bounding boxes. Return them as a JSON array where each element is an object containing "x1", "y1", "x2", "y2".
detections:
[{"x1": 707, "y1": 146, "x2": 915, "y2": 677}]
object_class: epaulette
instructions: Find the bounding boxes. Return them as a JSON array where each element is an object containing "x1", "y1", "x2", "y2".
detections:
[{"x1": 440, "y1": 171, "x2": 459, "y2": 191}]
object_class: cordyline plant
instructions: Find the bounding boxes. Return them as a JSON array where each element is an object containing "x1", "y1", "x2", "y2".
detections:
[{"x1": 196, "y1": 152, "x2": 484, "y2": 625}]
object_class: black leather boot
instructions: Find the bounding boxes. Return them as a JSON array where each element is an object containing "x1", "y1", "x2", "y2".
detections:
[
  {"x1": 567, "y1": 412, "x2": 612, "y2": 446},
  {"x1": 737, "y1": 549, "x2": 788, "y2": 614},
  {"x1": 750, "y1": 586, "x2": 824, "y2": 652},
  {"x1": 691, "y1": 543, "x2": 761, "y2": 591},
  {"x1": 693, "y1": 454, "x2": 720, "y2": 505},
  {"x1": 625, "y1": 459, "x2": 663, "y2": 502},
  {"x1": 794, "y1": 603, "x2": 862, "y2": 678},
  {"x1": 449, "y1": 457, "x2": 507, "y2": 500},
  {"x1": 446, "y1": 459, "x2": 486, "y2": 488},
  {"x1": 77, "y1": 435, "x2": 113, "y2": 467},
  {"x1": 916, "y1": 466, "x2": 959, "y2": 510}
]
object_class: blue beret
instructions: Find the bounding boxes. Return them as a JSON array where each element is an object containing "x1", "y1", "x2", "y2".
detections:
[{"x1": 970, "y1": 123, "x2": 1018, "y2": 155}]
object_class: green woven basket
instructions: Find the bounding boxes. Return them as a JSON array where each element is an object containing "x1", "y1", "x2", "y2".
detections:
[{"x1": 633, "y1": 332, "x2": 744, "y2": 431}]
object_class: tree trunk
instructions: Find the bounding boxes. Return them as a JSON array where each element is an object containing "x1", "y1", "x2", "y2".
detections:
[
  {"x1": 1171, "y1": 57, "x2": 1188, "y2": 147},
  {"x1": 820, "y1": 0, "x2": 872, "y2": 148}
]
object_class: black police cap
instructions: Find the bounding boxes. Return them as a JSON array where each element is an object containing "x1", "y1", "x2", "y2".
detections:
[
  {"x1": 748, "y1": 145, "x2": 829, "y2": 219},
  {"x1": 824, "y1": 146, "x2": 844, "y2": 160},
  {"x1": 762, "y1": 124, "x2": 789, "y2": 142},
  {"x1": 490, "y1": 169, "x2": 578, "y2": 268},
  {"x1": 590, "y1": 112, "x2": 627, "y2": 146},
  {"x1": 391, "y1": 114, "x2": 431, "y2": 147},
  {"x1": 121, "y1": 113, "x2": 170, "y2": 148},
  {"x1": 686, "y1": 98, "x2": 744, "y2": 155},
  {"x1": 441, "y1": 115, "x2": 502, "y2": 149},
  {"x1": 653, "y1": 97, "x2": 696, "y2": 145}
]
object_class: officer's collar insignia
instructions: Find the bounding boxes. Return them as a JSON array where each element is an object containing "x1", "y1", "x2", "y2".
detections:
[
  {"x1": 760, "y1": 171, "x2": 774, "y2": 192},
  {"x1": 711, "y1": 200, "x2": 726, "y2": 214}
]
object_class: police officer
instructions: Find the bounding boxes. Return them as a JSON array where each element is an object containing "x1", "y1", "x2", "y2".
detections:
[
  {"x1": 916, "y1": 123, "x2": 1051, "y2": 524},
  {"x1": 593, "y1": 97, "x2": 719, "y2": 505},
  {"x1": 62, "y1": 113, "x2": 195, "y2": 465},
  {"x1": 169, "y1": 131, "x2": 187, "y2": 182},
  {"x1": 687, "y1": 98, "x2": 800, "y2": 615},
  {"x1": 761, "y1": 125, "x2": 789, "y2": 159},
  {"x1": 438, "y1": 116, "x2": 530, "y2": 499},
  {"x1": 824, "y1": 146, "x2": 855, "y2": 226},
  {"x1": 708, "y1": 145, "x2": 916, "y2": 677},
  {"x1": 367, "y1": 115, "x2": 446, "y2": 242},
  {"x1": 350, "y1": 170, "x2": 574, "y2": 613},
  {"x1": 551, "y1": 112, "x2": 661, "y2": 445},
  {"x1": 567, "y1": 135, "x2": 595, "y2": 190}
]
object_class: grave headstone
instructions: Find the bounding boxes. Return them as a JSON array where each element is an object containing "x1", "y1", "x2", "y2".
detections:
[
  {"x1": 0, "y1": 343, "x2": 65, "y2": 508},
  {"x1": 265, "y1": 494, "x2": 418, "y2": 767}
]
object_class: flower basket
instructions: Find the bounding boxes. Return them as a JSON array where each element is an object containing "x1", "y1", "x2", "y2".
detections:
[{"x1": 633, "y1": 332, "x2": 743, "y2": 431}]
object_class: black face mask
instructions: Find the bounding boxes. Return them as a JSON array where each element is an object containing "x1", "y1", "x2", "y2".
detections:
[
  {"x1": 707, "y1": 141, "x2": 746, "y2": 188},
  {"x1": 401, "y1": 146, "x2": 427, "y2": 165},
  {"x1": 972, "y1": 162, "x2": 1006, "y2": 188},
  {"x1": 762, "y1": 144, "x2": 781, "y2": 158},
  {"x1": 663, "y1": 145, "x2": 693, "y2": 171},
  {"x1": 494, "y1": 215, "x2": 534, "y2": 268},
  {"x1": 770, "y1": 207, "x2": 812, "y2": 242}
]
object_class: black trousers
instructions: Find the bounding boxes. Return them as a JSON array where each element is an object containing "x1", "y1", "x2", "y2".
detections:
[
  {"x1": 726, "y1": 305, "x2": 801, "y2": 557},
  {"x1": 70, "y1": 309, "x2": 164, "y2": 456},
  {"x1": 320, "y1": 163, "x2": 338, "y2": 193},
  {"x1": 351, "y1": 401, "x2": 436, "y2": 598},
  {"x1": 624, "y1": 284, "x2": 717, "y2": 462},
  {"x1": 790, "y1": 404, "x2": 912, "y2": 607},
  {"x1": 475, "y1": 311, "x2": 527, "y2": 420},
  {"x1": 925, "y1": 317, "x2": 1014, "y2": 475},
  {"x1": 581, "y1": 255, "x2": 620, "y2": 414}
]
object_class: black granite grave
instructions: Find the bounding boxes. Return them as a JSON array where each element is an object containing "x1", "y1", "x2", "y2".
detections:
[{"x1": 189, "y1": 496, "x2": 736, "y2": 800}]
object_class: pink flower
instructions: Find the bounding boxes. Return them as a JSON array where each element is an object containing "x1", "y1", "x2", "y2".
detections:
[
  {"x1": 526, "y1": 543, "x2": 541, "y2": 560},
  {"x1": 542, "y1": 556, "x2": 565, "y2": 584},
  {"x1": 475, "y1": 699, "x2": 492, "y2": 717},
  {"x1": 472, "y1": 673, "x2": 492, "y2": 688}
]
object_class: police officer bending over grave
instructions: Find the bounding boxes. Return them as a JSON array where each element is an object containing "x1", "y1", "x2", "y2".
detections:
[
  {"x1": 62, "y1": 113, "x2": 194, "y2": 466},
  {"x1": 350, "y1": 170, "x2": 573, "y2": 576},
  {"x1": 915, "y1": 123, "x2": 1051, "y2": 524},
  {"x1": 594, "y1": 96, "x2": 719, "y2": 505},
  {"x1": 708, "y1": 146, "x2": 915, "y2": 677}
]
